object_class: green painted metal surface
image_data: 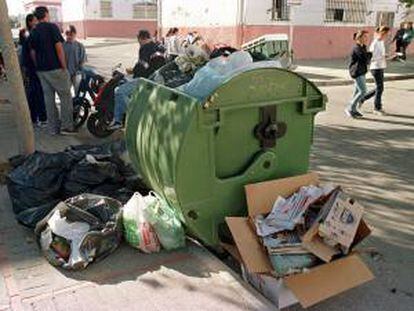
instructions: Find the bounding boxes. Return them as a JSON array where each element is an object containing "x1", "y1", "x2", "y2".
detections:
[{"x1": 126, "y1": 67, "x2": 326, "y2": 247}]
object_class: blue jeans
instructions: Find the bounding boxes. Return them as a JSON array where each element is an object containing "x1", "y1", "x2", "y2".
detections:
[
  {"x1": 362, "y1": 69, "x2": 384, "y2": 111},
  {"x1": 114, "y1": 78, "x2": 140, "y2": 123},
  {"x1": 348, "y1": 75, "x2": 367, "y2": 113}
]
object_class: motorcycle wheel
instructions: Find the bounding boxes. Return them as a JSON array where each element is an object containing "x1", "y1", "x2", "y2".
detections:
[
  {"x1": 73, "y1": 97, "x2": 90, "y2": 129},
  {"x1": 86, "y1": 112, "x2": 115, "y2": 138}
]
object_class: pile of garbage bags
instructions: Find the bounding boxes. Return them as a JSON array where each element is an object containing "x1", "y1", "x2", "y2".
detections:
[{"x1": 6, "y1": 141, "x2": 148, "y2": 228}]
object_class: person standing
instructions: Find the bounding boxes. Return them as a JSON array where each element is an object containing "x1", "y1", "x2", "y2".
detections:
[
  {"x1": 29, "y1": 6, "x2": 74, "y2": 135},
  {"x1": 345, "y1": 30, "x2": 372, "y2": 119},
  {"x1": 21, "y1": 13, "x2": 47, "y2": 127},
  {"x1": 360, "y1": 26, "x2": 390, "y2": 116},
  {"x1": 63, "y1": 25, "x2": 87, "y2": 93}
]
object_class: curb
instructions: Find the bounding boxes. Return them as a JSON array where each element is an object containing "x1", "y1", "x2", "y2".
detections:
[{"x1": 312, "y1": 74, "x2": 414, "y2": 87}]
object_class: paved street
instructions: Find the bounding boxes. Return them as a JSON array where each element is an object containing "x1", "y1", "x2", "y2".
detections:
[{"x1": 0, "y1": 39, "x2": 413, "y2": 310}]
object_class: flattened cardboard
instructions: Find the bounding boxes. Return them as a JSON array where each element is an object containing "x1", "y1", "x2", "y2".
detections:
[
  {"x1": 225, "y1": 217, "x2": 273, "y2": 273},
  {"x1": 284, "y1": 255, "x2": 374, "y2": 308},
  {"x1": 245, "y1": 172, "x2": 319, "y2": 216},
  {"x1": 302, "y1": 223, "x2": 340, "y2": 262}
]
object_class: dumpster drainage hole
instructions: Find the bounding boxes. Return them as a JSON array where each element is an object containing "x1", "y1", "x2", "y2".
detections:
[
  {"x1": 263, "y1": 161, "x2": 271, "y2": 169},
  {"x1": 188, "y1": 211, "x2": 198, "y2": 220}
]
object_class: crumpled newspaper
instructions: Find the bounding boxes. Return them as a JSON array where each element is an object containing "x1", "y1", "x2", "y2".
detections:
[{"x1": 255, "y1": 184, "x2": 334, "y2": 237}]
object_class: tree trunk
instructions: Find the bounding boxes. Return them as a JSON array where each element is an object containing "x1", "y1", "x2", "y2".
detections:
[{"x1": 0, "y1": 0, "x2": 35, "y2": 155}]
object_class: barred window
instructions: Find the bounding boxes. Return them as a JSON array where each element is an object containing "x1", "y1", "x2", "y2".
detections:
[
  {"x1": 100, "y1": 0, "x2": 113, "y2": 18},
  {"x1": 325, "y1": 0, "x2": 367, "y2": 24},
  {"x1": 270, "y1": 0, "x2": 290, "y2": 21},
  {"x1": 133, "y1": 3, "x2": 157, "y2": 19}
]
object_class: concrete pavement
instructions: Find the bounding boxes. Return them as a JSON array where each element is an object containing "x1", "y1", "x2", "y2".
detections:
[{"x1": 295, "y1": 57, "x2": 414, "y2": 86}]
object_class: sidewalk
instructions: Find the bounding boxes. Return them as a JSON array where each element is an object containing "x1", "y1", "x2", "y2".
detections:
[
  {"x1": 295, "y1": 56, "x2": 414, "y2": 86},
  {"x1": 0, "y1": 83, "x2": 275, "y2": 311}
]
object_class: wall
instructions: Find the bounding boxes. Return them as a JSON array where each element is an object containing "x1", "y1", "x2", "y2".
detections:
[
  {"x1": 62, "y1": 0, "x2": 157, "y2": 38},
  {"x1": 161, "y1": 0, "x2": 239, "y2": 28},
  {"x1": 24, "y1": 0, "x2": 63, "y2": 23},
  {"x1": 61, "y1": 0, "x2": 84, "y2": 21}
]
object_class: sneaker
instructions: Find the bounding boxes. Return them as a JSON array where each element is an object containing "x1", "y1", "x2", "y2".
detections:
[
  {"x1": 61, "y1": 128, "x2": 77, "y2": 135},
  {"x1": 38, "y1": 121, "x2": 48, "y2": 128},
  {"x1": 108, "y1": 121, "x2": 123, "y2": 130},
  {"x1": 353, "y1": 111, "x2": 364, "y2": 118},
  {"x1": 344, "y1": 109, "x2": 363, "y2": 119},
  {"x1": 373, "y1": 109, "x2": 386, "y2": 116}
]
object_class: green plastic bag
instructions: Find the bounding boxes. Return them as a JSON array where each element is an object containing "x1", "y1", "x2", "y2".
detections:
[{"x1": 144, "y1": 192, "x2": 186, "y2": 250}]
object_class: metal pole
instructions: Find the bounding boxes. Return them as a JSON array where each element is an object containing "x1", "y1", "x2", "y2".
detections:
[{"x1": 0, "y1": 0, "x2": 35, "y2": 154}]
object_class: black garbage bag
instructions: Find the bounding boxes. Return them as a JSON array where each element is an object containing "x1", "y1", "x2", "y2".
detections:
[
  {"x1": 62, "y1": 154, "x2": 124, "y2": 197},
  {"x1": 7, "y1": 140, "x2": 149, "y2": 228},
  {"x1": 35, "y1": 194, "x2": 123, "y2": 270},
  {"x1": 7, "y1": 151, "x2": 75, "y2": 227}
]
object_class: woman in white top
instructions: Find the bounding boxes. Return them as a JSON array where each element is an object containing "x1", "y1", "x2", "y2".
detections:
[
  {"x1": 360, "y1": 26, "x2": 390, "y2": 115},
  {"x1": 165, "y1": 27, "x2": 181, "y2": 61}
]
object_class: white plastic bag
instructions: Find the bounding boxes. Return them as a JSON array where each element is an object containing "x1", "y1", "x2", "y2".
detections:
[{"x1": 123, "y1": 193, "x2": 160, "y2": 253}]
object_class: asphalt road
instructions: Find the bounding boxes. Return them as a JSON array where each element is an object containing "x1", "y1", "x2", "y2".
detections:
[{"x1": 84, "y1": 41, "x2": 414, "y2": 310}]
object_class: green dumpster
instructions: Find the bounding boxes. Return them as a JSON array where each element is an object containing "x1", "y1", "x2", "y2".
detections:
[
  {"x1": 126, "y1": 67, "x2": 326, "y2": 247},
  {"x1": 242, "y1": 34, "x2": 293, "y2": 68}
]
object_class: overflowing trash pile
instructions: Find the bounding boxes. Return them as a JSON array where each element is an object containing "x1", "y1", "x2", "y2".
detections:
[
  {"x1": 150, "y1": 46, "x2": 282, "y2": 100},
  {"x1": 6, "y1": 141, "x2": 186, "y2": 270}
]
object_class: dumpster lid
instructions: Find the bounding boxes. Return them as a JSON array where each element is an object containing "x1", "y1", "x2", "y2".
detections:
[{"x1": 242, "y1": 34, "x2": 289, "y2": 49}]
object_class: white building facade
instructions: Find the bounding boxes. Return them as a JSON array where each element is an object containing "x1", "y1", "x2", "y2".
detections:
[
  {"x1": 24, "y1": 0, "x2": 63, "y2": 27},
  {"x1": 160, "y1": 0, "x2": 410, "y2": 59},
  {"x1": 62, "y1": 0, "x2": 157, "y2": 38}
]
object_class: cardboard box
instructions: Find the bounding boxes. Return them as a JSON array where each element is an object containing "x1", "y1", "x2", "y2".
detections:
[{"x1": 226, "y1": 172, "x2": 374, "y2": 309}]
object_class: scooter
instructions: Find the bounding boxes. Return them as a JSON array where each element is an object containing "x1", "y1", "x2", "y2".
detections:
[
  {"x1": 86, "y1": 64, "x2": 126, "y2": 138},
  {"x1": 73, "y1": 66, "x2": 105, "y2": 129}
]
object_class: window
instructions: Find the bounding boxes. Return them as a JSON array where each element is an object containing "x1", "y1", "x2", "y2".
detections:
[
  {"x1": 133, "y1": 2, "x2": 157, "y2": 19},
  {"x1": 100, "y1": 0, "x2": 113, "y2": 18},
  {"x1": 376, "y1": 12, "x2": 395, "y2": 28},
  {"x1": 325, "y1": 0, "x2": 367, "y2": 24},
  {"x1": 270, "y1": 0, "x2": 290, "y2": 21}
]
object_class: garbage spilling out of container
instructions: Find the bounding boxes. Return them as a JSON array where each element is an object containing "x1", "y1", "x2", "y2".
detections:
[
  {"x1": 225, "y1": 172, "x2": 374, "y2": 309},
  {"x1": 35, "y1": 194, "x2": 123, "y2": 270}
]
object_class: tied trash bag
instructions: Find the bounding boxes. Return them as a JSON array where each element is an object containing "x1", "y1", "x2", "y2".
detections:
[
  {"x1": 123, "y1": 193, "x2": 160, "y2": 253},
  {"x1": 7, "y1": 151, "x2": 76, "y2": 227},
  {"x1": 35, "y1": 194, "x2": 123, "y2": 270},
  {"x1": 144, "y1": 193, "x2": 186, "y2": 251}
]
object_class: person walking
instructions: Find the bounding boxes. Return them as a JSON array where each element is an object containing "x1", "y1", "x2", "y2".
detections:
[
  {"x1": 345, "y1": 30, "x2": 372, "y2": 119},
  {"x1": 391, "y1": 22, "x2": 406, "y2": 61},
  {"x1": 21, "y1": 13, "x2": 47, "y2": 127},
  {"x1": 29, "y1": 6, "x2": 74, "y2": 135},
  {"x1": 401, "y1": 22, "x2": 414, "y2": 61},
  {"x1": 360, "y1": 26, "x2": 390, "y2": 116},
  {"x1": 63, "y1": 25, "x2": 86, "y2": 94}
]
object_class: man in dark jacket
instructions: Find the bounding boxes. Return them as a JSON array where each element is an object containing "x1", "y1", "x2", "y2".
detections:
[
  {"x1": 110, "y1": 30, "x2": 165, "y2": 129},
  {"x1": 29, "y1": 6, "x2": 74, "y2": 135}
]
